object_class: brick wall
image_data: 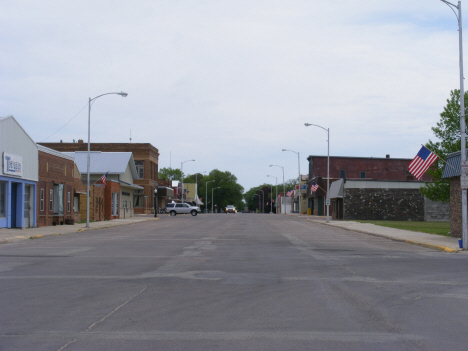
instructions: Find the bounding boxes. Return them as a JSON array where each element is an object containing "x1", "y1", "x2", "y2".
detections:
[
  {"x1": 344, "y1": 188, "x2": 425, "y2": 221},
  {"x1": 308, "y1": 156, "x2": 434, "y2": 182},
  {"x1": 450, "y1": 179, "x2": 462, "y2": 238},
  {"x1": 37, "y1": 151, "x2": 75, "y2": 227}
]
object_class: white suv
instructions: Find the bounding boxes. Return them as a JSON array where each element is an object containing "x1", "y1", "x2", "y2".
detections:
[{"x1": 166, "y1": 203, "x2": 199, "y2": 216}]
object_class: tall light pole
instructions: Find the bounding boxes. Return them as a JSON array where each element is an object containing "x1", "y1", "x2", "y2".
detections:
[
  {"x1": 86, "y1": 91, "x2": 128, "y2": 228},
  {"x1": 282, "y1": 149, "x2": 301, "y2": 215},
  {"x1": 270, "y1": 165, "x2": 285, "y2": 214},
  {"x1": 267, "y1": 175, "x2": 278, "y2": 214},
  {"x1": 441, "y1": 0, "x2": 467, "y2": 249},
  {"x1": 212, "y1": 187, "x2": 220, "y2": 213},
  {"x1": 181, "y1": 159, "x2": 195, "y2": 203},
  {"x1": 305, "y1": 123, "x2": 330, "y2": 223},
  {"x1": 206, "y1": 179, "x2": 215, "y2": 213}
]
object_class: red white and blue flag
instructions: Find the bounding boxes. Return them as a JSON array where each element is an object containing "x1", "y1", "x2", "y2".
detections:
[
  {"x1": 310, "y1": 182, "x2": 319, "y2": 192},
  {"x1": 286, "y1": 190, "x2": 294, "y2": 197},
  {"x1": 100, "y1": 172, "x2": 108, "y2": 188},
  {"x1": 408, "y1": 146, "x2": 438, "y2": 180}
]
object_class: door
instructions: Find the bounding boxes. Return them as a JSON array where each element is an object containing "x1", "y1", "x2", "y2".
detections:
[
  {"x1": 24, "y1": 185, "x2": 31, "y2": 228},
  {"x1": 318, "y1": 196, "x2": 323, "y2": 216}
]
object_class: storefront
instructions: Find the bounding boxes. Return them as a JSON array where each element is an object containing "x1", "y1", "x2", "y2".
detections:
[{"x1": 0, "y1": 116, "x2": 38, "y2": 228}]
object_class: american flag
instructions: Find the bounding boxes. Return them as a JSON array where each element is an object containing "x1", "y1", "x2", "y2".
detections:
[
  {"x1": 286, "y1": 190, "x2": 293, "y2": 197},
  {"x1": 310, "y1": 182, "x2": 319, "y2": 192},
  {"x1": 408, "y1": 146, "x2": 438, "y2": 180},
  {"x1": 100, "y1": 172, "x2": 108, "y2": 189}
]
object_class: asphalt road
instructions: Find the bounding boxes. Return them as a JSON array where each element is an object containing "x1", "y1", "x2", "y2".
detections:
[{"x1": 1, "y1": 214, "x2": 468, "y2": 350}]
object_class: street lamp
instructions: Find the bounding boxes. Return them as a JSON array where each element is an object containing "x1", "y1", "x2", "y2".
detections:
[
  {"x1": 282, "y1": 149, "x2": 301, "y2": 215},
  {"x1": 269, "y1": 164, "x2": 285, "y2": 214},
  {"x1": 267, "y1": 175, "x2": 278, "y2": 214},
  {"x1": 212, "y1": 187, "x2": 220, "y2": 213},
  {"x1": 181, "y1": 159, "x2": 195, "y2": 203},
  {"x1": 441, "y1": 0, "x2": 467, "y2": 249},
  {"x1": 305, "y1": 123, "x2": 330, "y2": 223},
  {"x1": 86, "y1": 91, "x2": 128, "y2": 228},
  {"x1": 206, "y1": 179, "x2": 215, "y2": 213}
]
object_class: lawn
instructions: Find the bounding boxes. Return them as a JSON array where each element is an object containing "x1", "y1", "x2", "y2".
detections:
[{"x1": 354, "y1": 220, "x2": 451, "y2": 236}]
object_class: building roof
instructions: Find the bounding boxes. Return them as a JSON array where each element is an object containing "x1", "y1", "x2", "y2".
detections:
[
  {"x1": 0, "y1": 115, "x2": 37, "y2": 147},
  {"x1": 307, "y1": 155, "x2": 412, "y2": 161},
  {"x1": 38, "y1": 144, "x2": 74, "y2": 161},
  {"x1": 441, "y1": 151, "x2": 464, "y2": 179},
  {"x1": 63, "y1": 151, "x2": 138, "y2": 178}
]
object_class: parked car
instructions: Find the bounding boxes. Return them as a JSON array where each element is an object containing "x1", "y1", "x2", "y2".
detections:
[
  {"x1": 166, "y1": 203, "x2": 199, "y2": 216},
  {"x1": 225, "y1": 205, "x2": 237, "y2": 214}
]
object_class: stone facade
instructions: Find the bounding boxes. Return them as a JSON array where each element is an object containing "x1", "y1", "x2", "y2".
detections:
[
  {"x1": 449, "y1": 179, "x2": 463, "y2": 238},
  {"x1": 424, "y1": 197, "x2": 450, "y2": 222},
  {"x1": 343, "y1": 188, "x2": 425, "y2": 221}
]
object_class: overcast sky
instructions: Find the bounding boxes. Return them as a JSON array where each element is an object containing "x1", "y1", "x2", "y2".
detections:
[{"x1": 0, "y1": 1, "x2": 464, "y2": 191}]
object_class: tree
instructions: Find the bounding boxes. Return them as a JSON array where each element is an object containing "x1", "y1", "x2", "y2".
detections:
[
  {"x1": 193, "y1": 169, "x2": 244, "y2": 212},
  {"x1": 159, "y1": 167, "x2": 182, "y2": 181},
  {"x1": 420, "y1": 89, "x2": 468, "y2": 202}
]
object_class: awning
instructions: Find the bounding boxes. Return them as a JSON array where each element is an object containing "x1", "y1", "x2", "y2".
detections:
[{"x1": 329, "y1": 179, "x2": 344, "y2": 199}]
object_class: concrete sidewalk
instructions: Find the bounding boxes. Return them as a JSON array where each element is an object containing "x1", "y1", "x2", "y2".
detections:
[
  {"x1": 0, "y1": 215, "x2": 157, "y2": 244},
  {"x1": 295, "y1": 214, "x2": 462, "y2": 253}
]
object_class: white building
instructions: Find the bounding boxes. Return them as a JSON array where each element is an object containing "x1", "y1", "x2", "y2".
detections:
[{"x1": 0, "y1": 116, "x2": 38, "y2": 228}]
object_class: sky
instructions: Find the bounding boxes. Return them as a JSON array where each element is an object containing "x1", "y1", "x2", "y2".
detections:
[{"x1": 0, "y1": 0, "x2": 465, "y2": 192}]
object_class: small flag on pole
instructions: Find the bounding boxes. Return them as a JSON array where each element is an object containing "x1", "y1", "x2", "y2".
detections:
[
  {"x1": 100, "y1": 172, "x2": 108, "y2": 188},
  {"x1": 286, "y1": 190, "x2": 293, "y2": 197},
  {"x1": 408, "y1": 146, "x2": 438, "y2": 180},
  {"x1": 310, "y1": 182, "x2": 319, "y2": 192}
]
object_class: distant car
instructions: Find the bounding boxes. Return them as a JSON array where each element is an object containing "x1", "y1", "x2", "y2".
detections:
[
  {"x1": 166, "y1": 203, "x2": 199, "y2": 216},
  {"x1": 225, "y1": 205, "x2": 237, "y2": 214}
]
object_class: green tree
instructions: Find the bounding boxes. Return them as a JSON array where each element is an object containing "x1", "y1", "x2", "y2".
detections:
[
  {"x1": 420, "y1": 89, "x2": 468, "y2": 203},
  {"x1": 194, "y1": 169, "x2": 244, "y2": 212},
  {"x1": 159, "y1": 167, "x2": 182, "y2": 181}
]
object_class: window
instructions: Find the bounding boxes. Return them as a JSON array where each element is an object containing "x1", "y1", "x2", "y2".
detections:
[
  {"x1": 112, "y1": 192, "x2": 119, "y2": 216},
  {"x1": 135, "y1": 160, "x2": 144, "y2": 179},
  {"x1": 360, "y1": 171, "x2": 366, "y2": 179},
  {"x1": 74, "y1": 196, "x2": 79, "y2": 212},
  {"x1": 49, "y1": 189, "x2": 53, "y2": 212},
  {"x1": 134, "y1": 189, "x2": 144, "y2": 207},
  {"x1": 40, "y1": 189, "x2": 44, "y2": 211},
  {"x1": 339, "y1": 170, "x2": 346, "y2": 179},
  {"x1": 53, "y1": 184, "x2": 64, "y2": 215},
  {"x1": 67, "y1": 192, "x2": 71, "y2": 212},
  {"x1": 0, "y1": 181, "x2": 5, "y2": 218}
]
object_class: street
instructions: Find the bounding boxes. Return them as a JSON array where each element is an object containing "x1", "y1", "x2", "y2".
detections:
[{"x1": 1, "y1": 214, "x2": 468, "y2": 350}]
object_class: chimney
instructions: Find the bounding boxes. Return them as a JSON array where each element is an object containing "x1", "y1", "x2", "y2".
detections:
[
  {"x1": 78, "y1": 139, "x2": 84, "y2": 144},
  {"x1": 386, "y1": 154, "x2": 390, "y2": 159}
]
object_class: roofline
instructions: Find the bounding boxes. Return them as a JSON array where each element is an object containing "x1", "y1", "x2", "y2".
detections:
[
  {"x1": 307, "y1": 155, "x2": 413, "y2": 161},
  {"x1": 38, "y1": 145, "x2": 75, "y2": 161},
  {"x1": 0, "y1": 115, "x2": 38, "y2": 149}
]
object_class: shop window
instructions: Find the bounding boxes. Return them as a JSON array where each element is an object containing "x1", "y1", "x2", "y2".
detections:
[
  {"x1": 112, "y1": 192, "x2": 119, "y2": 216},
  {"x1": 53, "y1": 184, "x2": 64, "y2": 215},
  {"x1": 49, "y1": 189, "x2": 53, "y2": 212},
  {"x1": 40, "y1": 188, "x2": 44, "y2": 211},
  {"x1": 135, "y1": 160, "x2": 144, "y2": 179},
  {"x1": 134, "y1": 189, "x2": 144, "y2": 207},
  {"x1": 74, "y1": 196, "x2": 79, "y2": 212},
  {"x1": 0, "y1": 181, "x2": 5, "y2": 218}
]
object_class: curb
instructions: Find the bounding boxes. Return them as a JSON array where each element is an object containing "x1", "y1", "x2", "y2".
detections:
[{"x1": 306, "y1": 219, "x2": 459, "y2": 253}]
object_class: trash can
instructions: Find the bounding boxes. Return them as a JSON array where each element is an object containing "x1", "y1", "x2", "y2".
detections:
[{"x1": 307, "y1": 208, "x2": 312, "y2": 215}]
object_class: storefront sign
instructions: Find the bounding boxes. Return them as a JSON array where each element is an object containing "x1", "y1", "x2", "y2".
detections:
[{"x1": 3, "y1": 153, "x2": 23, "y2": 177}]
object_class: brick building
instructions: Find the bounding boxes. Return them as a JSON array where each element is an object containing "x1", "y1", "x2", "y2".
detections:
[
  {"x1": 307, "y1": 154, "x2": 436, "y2": 218},
  {"x1": 37, "y1": 145, "x2": 75, "y2": 227},
  {"x1": 39, "y1": 141, "x2": 159, "y2": 214},
  {"x1": 442, "y1": 151, "x2": 465, "y2": 238}
]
